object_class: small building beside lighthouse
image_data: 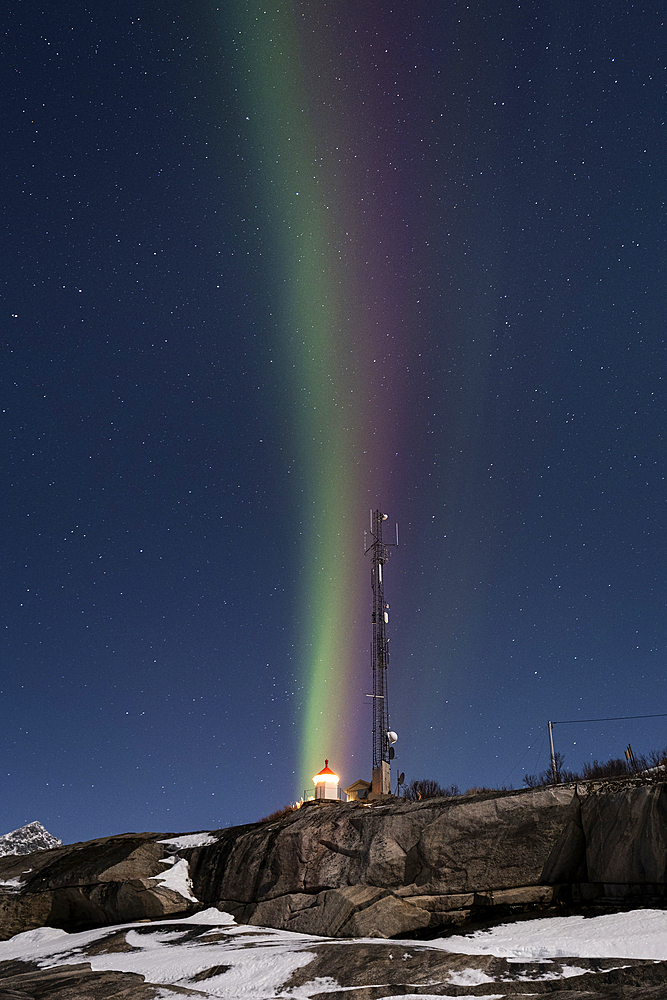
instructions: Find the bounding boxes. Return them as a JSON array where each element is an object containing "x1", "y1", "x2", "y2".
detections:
[
  {"x1": 343, "y1": 778, "x2": 371, "y2": 801},
  {"x1": 313, "y1": 760, "x2": 339, "y2": 801}
]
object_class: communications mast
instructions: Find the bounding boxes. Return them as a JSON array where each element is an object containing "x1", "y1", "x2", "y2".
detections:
[{"x1": 364, "y1": 509, "x2": 398, "y2": 795}]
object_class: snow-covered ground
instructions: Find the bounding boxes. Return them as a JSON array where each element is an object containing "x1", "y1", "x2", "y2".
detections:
[
  {"x1": 0, "y1": 911, "x2": 319, "y2": 999},
  {"x1": 436, "y1": 908, "x2": 667, "y2": 962},
  {"x1": 1, "y1": 907, "x2": 667, "y2": 998}
]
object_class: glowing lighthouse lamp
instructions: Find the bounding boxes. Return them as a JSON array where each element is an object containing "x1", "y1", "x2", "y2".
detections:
[{"x1": 313, "y1": 760, "x2": 339, "y2": 801}]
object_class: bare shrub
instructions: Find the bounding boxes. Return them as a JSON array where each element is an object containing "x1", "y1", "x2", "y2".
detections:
[
  {"x1": 402, "y1": 779, "x2": 459, "y2": 801},
  {"x1": 580, "y1": 757, "x2": 631, "y2": 780},
  {"x1": 260, "y1": 803, "x2": 300, "y2": 823},
  {"x1": 645, "y1": 747, "x2": 667, "y2": 769},
  {"x1": 523, "y1": 743, "x2": 667, "y2": 788}
]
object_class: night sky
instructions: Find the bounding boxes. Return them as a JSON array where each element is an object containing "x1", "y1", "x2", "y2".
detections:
[{"x1": 3, "y1": 1, "x2": 666, "y2": 846}]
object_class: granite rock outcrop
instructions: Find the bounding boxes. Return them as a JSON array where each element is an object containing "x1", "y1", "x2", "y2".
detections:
[
  {"x1": 2, "y1": 781, "x2": 667, "y2": 942},
  {"x1": 184, "y1": 784, "x2": 576, "y2": 935},
  {"x1": 0, "y1": 833, "x2": 200, "y2": 941}
]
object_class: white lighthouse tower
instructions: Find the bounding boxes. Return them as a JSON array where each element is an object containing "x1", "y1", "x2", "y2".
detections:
[{"x1": 313, "y1": 760, "x2": 339, "y2": 801}]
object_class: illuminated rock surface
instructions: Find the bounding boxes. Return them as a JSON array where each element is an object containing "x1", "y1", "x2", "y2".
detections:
[{"x1": 2, "y1": 783, "x2": 667, "y2": 943}]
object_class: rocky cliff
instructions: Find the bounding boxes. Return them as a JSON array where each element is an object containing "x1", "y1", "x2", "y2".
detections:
[{"x1": 1, "y1": 781, "x2": 666, "y2": 942}]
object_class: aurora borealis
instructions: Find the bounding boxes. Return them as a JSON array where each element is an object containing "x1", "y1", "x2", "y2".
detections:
[
  {"x1": 229, "y1": 5, "x2": 363, "y2": 790},
  {"x1": 226, "y1": 4, "x2": 416, "y2": 791},
  {"x1": 3, "y1": 1, "x2": 667, "y2": 844}
]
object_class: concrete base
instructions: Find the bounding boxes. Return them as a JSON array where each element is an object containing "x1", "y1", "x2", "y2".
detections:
[{"x1": 372, "y1": 762, "x2": 390, "y2": 795}]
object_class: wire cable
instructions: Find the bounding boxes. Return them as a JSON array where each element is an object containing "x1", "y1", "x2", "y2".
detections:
[
  {"x1": 552, "y1": 713, "x2": 667, "y2": 725},
  {"x1": 501, "y1": 727, "x2": 547, "y2": 786}
]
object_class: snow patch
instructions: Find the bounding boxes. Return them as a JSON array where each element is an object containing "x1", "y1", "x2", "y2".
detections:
[
  {"x1": 0, "y1": 911, "x2": 237, "y2": 965},
  {"x1": 153, "y1": 858, "x2": 198, "y2": 902},
  {"x1": 433, "y1": 909, "x2": 667, "y2": 961},
  {"x1": 284, "y1": 977, "x2": 341, "y2": 996},
  {"x1": 0, "y1": 877, "x2": 24, "y2": 891},
  {"x1": 562, "y1": 964, "x2": 601, "y2": 978},
  {"x1": 447, "y1": 967, "x2": 495, "y2": 986},
  {"x1": 0, "y1": 925, "x2": 74, "y2": 962},
  {"x1": 375, "y1": 996, "x2": 503, "y2": 1000},
  {"x1": 158, "y1": 833, "x2": 219, "y2": 849},
  {"x1": 501, "y1": 962, "x2": 600, "y2": 982},
  {"x1": 85, "y1": 926, "x2": 317, "y2": 996}
]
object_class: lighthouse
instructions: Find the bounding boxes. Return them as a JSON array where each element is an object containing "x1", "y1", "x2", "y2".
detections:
[{"x1": 312, "y1": 760, "x2": 339, "y2": 801}]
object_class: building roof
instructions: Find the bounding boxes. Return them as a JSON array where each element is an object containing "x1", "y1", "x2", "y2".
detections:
[
  {"x1": 343, "y1": 778, "x2": 372, "y2": 792},
  {"x1": 313, "y1": 759, "x2": 338, "y2": 779}
]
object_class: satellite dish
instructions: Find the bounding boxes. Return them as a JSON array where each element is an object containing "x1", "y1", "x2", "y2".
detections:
[
  {"x1": 389, "y1": 747, "x2": 395, "y2": 760},
  {"x1": 386, "y1": 731, "x2": 398, "y2": 744},
  {"x1": 398, "y1": 772, "x2": 405, "y2": 785}
]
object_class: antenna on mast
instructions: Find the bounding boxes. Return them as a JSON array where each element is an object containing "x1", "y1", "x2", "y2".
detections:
[{"x1": 364, "y1": 508, "x2": 399, "y2": 796}]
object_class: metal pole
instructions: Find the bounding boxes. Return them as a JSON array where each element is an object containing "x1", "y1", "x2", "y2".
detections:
[
  {"x1": 368, "y1": 510, "x2": 390, "y2": 771},
  {"x1": 548, "y1": 720, "x2": 558, "y2": 784},
  {"x1": 365, "y1": 510, "x2": 398, "y2": 787}
]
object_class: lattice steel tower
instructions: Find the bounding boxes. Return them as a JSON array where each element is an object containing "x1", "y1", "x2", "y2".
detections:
[{"x1": 364, "y1": 509, "x2": 398, "y2": 794}]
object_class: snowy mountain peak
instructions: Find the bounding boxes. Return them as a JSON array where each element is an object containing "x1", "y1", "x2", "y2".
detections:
[{"x1": 0, "y1": 821, "x2": 62, "y2": 857}]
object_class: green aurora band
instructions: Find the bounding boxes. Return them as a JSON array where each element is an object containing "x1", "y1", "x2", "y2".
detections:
[{"x1": 227, "y1": 4, "x2": 370, "y2": 795}]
